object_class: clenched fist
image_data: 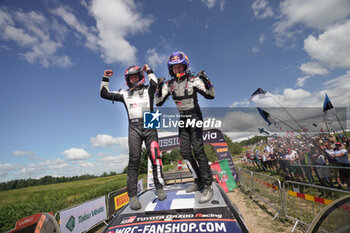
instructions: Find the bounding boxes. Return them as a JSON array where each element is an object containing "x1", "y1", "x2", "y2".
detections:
[{"x1": 104, "y1": 69, "x2": 114, "y2": 78}]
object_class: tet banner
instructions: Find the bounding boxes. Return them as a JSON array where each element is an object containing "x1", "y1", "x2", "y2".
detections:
[{"x1": 59, "y1": 196, "x2": 107, "y2": 233}]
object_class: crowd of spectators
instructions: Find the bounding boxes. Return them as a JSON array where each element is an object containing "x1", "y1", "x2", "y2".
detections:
[{"x1": 242, "y1": 133, "x2": 350, "y2": 191}]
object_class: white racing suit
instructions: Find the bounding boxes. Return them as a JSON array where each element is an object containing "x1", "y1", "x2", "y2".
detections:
[
  {"x1": 100, "y1": 70, "x2": 164, "y2": 197},
  {"x1": 155, "y1": 73, "x2": 215, "y2": 189}
]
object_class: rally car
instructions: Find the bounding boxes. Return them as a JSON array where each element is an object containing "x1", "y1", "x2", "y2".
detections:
[{"x1": 102, "y1": 182, "x2": 249, "y2": 233}]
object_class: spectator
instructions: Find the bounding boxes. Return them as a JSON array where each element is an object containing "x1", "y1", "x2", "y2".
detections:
[
  {"x1": 332, "y1": 142, "x2": 350, "y2": 191},
  {"x1": 324, "y1": 143, "x2": 342, "y2": 188}
]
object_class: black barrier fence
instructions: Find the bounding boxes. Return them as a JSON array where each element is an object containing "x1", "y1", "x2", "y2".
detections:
[
  {"x1": 243, "y1": 159, "x2": 350, "y2": 190},
  {"x1": 237, "y1": 167, "x2": 350, "y2": 232}
]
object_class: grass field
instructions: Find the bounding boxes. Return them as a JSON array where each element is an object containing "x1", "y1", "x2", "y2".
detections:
[
  {"x1": 0, "y1": 174, "x2": 130, "y2": 232},
  {"x1": 0, "y1": 163, "x2": 178, "y2": 232}
]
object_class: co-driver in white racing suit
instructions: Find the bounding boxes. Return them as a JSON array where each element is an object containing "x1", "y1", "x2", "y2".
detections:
[{"x1": 100, "y1": 65, "x2": 166, "y2": 210}]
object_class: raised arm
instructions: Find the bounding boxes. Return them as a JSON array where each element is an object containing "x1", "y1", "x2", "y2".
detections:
[
  {"x1": 143, "y1": 64, "x2": 158, "y2": 96},
  {"x1": 192, "y1": 70, "x2": 215, "y2": 99},
  {"x1": 100, "y1": 69, "x2": 124, "y2": 102},
  {"x1": 155, "y1": 79, "x2": 170, "y2": 107}
]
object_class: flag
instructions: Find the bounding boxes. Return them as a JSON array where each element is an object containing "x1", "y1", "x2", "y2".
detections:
[
  {"x1": 323, "y1": 93, "x2": 336, "y2": 123},
  {"x1": 257, "y1": 108, "x2": 282, "y2": 129},
  {"x1": 210, "y1": 160, "x2": 237, "y2": 192},
  {"x1": 312, "y1": 123, "x2": 317, "y2": 127},
  {"x1": 257, "y1": 107, "x2": 271, "y2": 125},
  {"x1": 249, "y1": 88, "x2": 268, "y2": 102},
  {"x1": 265, "y1": 145, "x2": 272, "y2": 153}
]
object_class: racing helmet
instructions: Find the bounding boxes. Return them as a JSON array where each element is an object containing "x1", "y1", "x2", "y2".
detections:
[
  {"x1": 124, "y1": 65, "x2": 145, "y2": 89},
  {"x1": 167, "y1": 51, "x2": 189, "y2": 77}
]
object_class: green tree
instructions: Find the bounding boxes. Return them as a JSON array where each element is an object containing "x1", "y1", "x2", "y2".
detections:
[
  {"x1": 224, "y1": 134, "x2": 243, "y2": 155},
  {"x1": 204, "y1": 144, "x2": 217, "y2": 162},
  {"x1": 109, "y1": 171, "x2": 117, "y2": 176}
]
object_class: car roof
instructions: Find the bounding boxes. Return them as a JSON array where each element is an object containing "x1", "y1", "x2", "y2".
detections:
[{"x1": 103, "y1": 182, "x2": 249, "y2": 233}]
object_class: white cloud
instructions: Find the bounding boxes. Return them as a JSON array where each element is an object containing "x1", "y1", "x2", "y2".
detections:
[
  {"x1": 18, "y1": 165, "x2": 39, "y2": 176},
  {"x1": 52, "y1": 6, "x2": 99, "y2": 52},
  {"x1": 279, "y1": 0, "x2": 350, "y2": 30},
  {"x1": 169, "y1": 12, "x2": 186, "y2": 28},
  {"x1": 223, "y1": 72, "x2": 350, "y2": 135},
  {"x1": 230, "y1": 99, "x2": 250, "y2": 108},
  {"x1": 11, "y1": 150, "x2": 35, "y2": 156},
  {"x1": 91, "y1": 134, "x2": 128, "y2": 150},
  {"x1": 0, "y1": 45, "x2": 10, "y2": 50},
  {"x1": 219, "y1": 0, "x2": 226, "y2": 11},
  {"x1": 45, "y1": 159, "x2": 69, "y2": 169},
  {"x1": 259, "y1": 33, "x2": 265, "y2": 43},
  {"x1": 323, "y1": 70, "x2": 350, "y2": 107},
  {"x1": 273, "y1": 0, "x2": 350, "y2": 47},
  {"x1": 221, "y1": 111, "x2": 263, "y2": 132},
  {"x1": 225, "y1": 132, "x2": 257, "y2": 143},
  {"x1": 252, "y1": 0, "x2": 274, "y2": 19},
  {"x1": 0, "y1": 7, "x2": 73, "y2": 68},
  {"x1": 235, "y1": 71, "x2": 350, "y2": 109},
  {"x1": 304, "y1": 20, "x2": 350, "y2": 69},
  {"x1": 201, "y1": 0, "x2": 216, "y2": 8},
  {"x1": 78, "y1": 161, "x2": 95, "y2": 168},
  {"x1": 300, "y1": 62, "x2": 329, "y2": 76},
  {"x1": 252, "y1": 46, "x2": 260, "y2": 53},
  {"x1": 62, "y1": 148, "x2": 91, "y2": 160},
  {"x1": 1, "y1": 1, "x2": 154, "y2": 67},
  {"x1": 295, "y1": 61, "x2": 329, "y2": 87},
  {"x1": 98, "y1": 153, "x2": 129, "y2": 173},
  {"x1": 0, "y1": 163, "x2": 17, "y2": 176},
  {"x1": 200, "y1": 0, "x2": 226, "y2": 11},
  {"x1": 295, "y1": 75, "x2": 311, "y2": 87},
  {"x1": 145, "y1": 48, "x2": 167, "y2": 69},
  {"x1": 88, "y1": 0, "x2": 153, "y2": 65},
  {"x1": 11, "y1": 150, "x2": 42, "y2": 160}
]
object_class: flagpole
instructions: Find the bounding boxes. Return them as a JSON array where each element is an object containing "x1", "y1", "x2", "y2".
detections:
[
  {"x1": 335, "y1": 114, "x2": 346, "y2": 136},
  {"x1": 325, "y1": 122, "x2": 331, "y2": 134},
  {"x1": 268, "y1": 93, "x2": 307, "y2": 134},
  {"x1": 275, "y1": 116, "x2": 306, "y2": 139}
]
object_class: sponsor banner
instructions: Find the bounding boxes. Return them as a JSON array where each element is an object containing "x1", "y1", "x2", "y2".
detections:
[
  {"x1": 217, "y1": 148, "x2": 228, "y2": 153},
  {"x1": 106, "y1": 219, "x2": 242, "y2": 233},
  {"x1": 158, "y1": 135, "x2": 180, "y2": 152},
  {"x1": 10, "y1": 212, "x2": 42, "y2": 233},
  {"x1": 107, "y1": 187, "x2": 128, "y2": 217},
  {"x1": 137, "y1": 179, "x2": 144, "y2": 194},
  {"x1": 178, "y1": 160, "x2": 182, "y2": 170},
  {"x1": 210, "y1": 161, "x2": 229, "y2": 192},
  {"x1": 114, "y1": 193, "x2": 129, "y2": 211},
  {"x1": 157, "y1": 129, "x2": 238, "y2": 180},
  {"x1": 8, "y1": 212, "x2": 53, "y2": 233},
  {"x1": 147, "y1": 158, "x2": 154, "y2": 190},
  {"x1": 111, "y1": 207, "x2": 235, "y2": 226},
  {"x1": 219, "y1": 160, "x2": 237, "y2": 191},
  {"x1": 60, "y1": 196, "x2": 107, "y2": 233}
]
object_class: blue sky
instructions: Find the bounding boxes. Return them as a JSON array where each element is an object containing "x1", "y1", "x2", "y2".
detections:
[{"x1": 1, "y1": 0, "x2": 349, "y2": 181}]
